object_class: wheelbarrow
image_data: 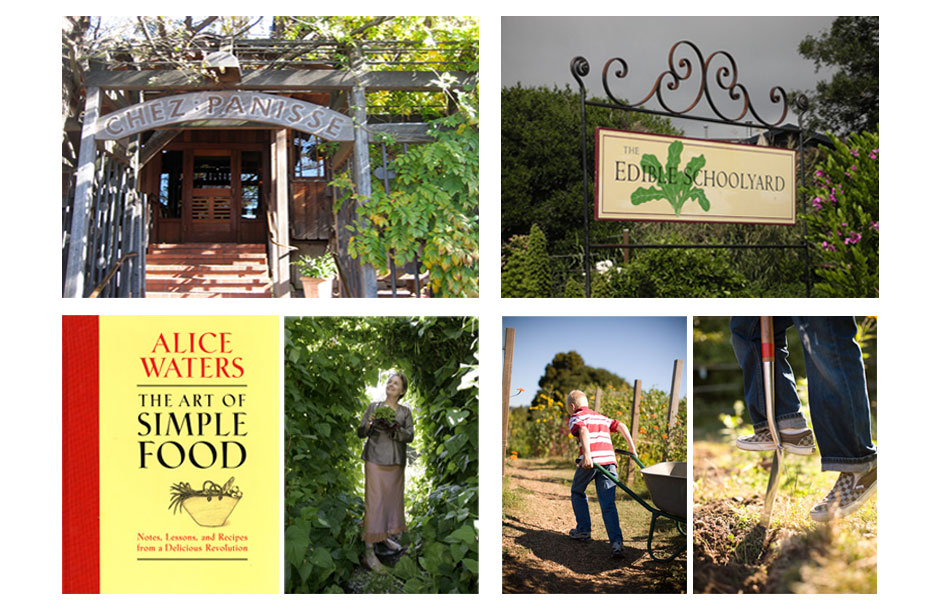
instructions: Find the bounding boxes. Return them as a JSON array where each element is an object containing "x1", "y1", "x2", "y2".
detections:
[{"x1": 593, "y1": 450, "x2": 686, "y2": 562}]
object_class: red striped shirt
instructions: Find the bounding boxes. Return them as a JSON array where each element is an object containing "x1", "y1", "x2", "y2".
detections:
[{"x1": 569, "y1": 408, "x2": 620, "y2": 466}]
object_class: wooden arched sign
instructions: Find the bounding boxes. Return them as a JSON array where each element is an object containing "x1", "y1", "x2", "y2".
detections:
[{"x1": 94, "y1": 91, "x2": 354, "y2": 141}]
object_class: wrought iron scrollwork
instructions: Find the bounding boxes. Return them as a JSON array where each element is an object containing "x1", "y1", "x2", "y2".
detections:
[
  {"x1": 584, "y1": 40, "x2": 794, "y2": 128},
  {"x1": 569, "y1": 56, "x2": 590, "y2": 90}
]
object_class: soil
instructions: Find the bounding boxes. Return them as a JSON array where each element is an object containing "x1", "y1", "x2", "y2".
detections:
[
  {"x1": 503, "y1": 458, "x2": 685, "y2": 593},
  {"x1": 692, "y1": 446, "x2": 817, "y2": 594}
]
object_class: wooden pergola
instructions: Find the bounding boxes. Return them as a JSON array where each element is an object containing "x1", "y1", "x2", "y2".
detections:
[{"x1": 64, "y1": 37, "x2": 475, "y2": 297}]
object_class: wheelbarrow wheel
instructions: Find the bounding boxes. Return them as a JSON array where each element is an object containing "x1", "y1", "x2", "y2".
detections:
[{"x1": 646, "y1": 511, "x2": 686, "y2": 563}]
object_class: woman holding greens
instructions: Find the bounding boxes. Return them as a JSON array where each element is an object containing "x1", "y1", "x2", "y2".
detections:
[{"x1": 357, "y1": 371, "x2": 415, "y2": 570}]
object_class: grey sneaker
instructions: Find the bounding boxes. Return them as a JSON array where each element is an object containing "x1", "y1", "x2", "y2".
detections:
[
  {"x1": 736, "y1": 427, "x2": 815, "y2": 455},
  {"x1": 810, "y1": 466, "x2": 877, "y2": 521},
  {"x1": 610, "y1": 541, "x2": 624, "y2": 558},
  {"x1": 568, "y1": 529, "x2": 591, "y2": 541}
]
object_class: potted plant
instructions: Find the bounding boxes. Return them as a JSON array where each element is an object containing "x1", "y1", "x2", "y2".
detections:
[{"x1": 293, "y1": 252, "x2": 337, "y2": 298}]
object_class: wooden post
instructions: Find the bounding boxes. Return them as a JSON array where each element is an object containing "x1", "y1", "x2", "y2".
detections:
[
  {"x1": 350, "y1": 44, "x2": 378, "y2": 297},
  {"x1": 593, "y1": 387, "x2": 603, "y2": 411},
  {"x1": 64, "y1": 86, "x2": 101, "y2": 297},
  {"x1": 627, "y1": 379, "x2": 641, "y2": 483},
  {"x1": 622, "y1": 229, "x2": 630, "y2": 264},
  {"x1": 501, "y1": 328, "x2": 515, "y2": 474},
  {"x1": 273, "y1": 129, "x2": 291, "y2": 297},
  {"x1": 663, "y1": 359, "x2": 684, "y2": 463}
]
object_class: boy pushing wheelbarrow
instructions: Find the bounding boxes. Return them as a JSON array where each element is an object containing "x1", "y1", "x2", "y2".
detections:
[{"x1": 566, "y1": 389, "x2": 638, "y2": 558}]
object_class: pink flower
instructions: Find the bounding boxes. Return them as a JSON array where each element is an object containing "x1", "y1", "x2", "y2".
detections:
[
  {"x1": 851, "y1": 149, "x2": 859, "y2": 158},
  {"x1": 869, "y1": 149, "x2": 879, "y2": 159},
  {"x1": 812, "y1": 196, "x2": 823, "y2": 210},
  {"x1": 870, "y1": 221, "x2": 879, "y2": 231},
  {"x1": 822, "y1": 241, "x2": 836, "y2": 252},
  {"x1": 844, "y1": 232, "x2": 862, "y2": 245}
]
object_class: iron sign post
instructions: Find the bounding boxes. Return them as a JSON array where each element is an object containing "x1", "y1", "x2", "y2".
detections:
[{"x1": 571, "y1": 41, "x2": 811, "y2": 297}]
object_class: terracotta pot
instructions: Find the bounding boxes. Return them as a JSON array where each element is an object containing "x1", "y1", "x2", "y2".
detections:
[{"x1": 300, "y1": 276, "x2": 333, "y2": 298}]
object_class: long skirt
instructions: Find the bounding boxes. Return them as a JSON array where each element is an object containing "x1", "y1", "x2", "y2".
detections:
[{"x1": 363, "y1": 461, "x2": 406, "y2": 544}]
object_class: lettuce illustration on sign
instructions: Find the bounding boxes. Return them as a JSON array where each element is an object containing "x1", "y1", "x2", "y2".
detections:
[{"x1": 630, "y1": 140, "x2": 710, "y2": 216}]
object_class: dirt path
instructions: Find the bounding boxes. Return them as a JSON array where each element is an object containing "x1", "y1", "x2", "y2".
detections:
[{"x1": 503, "y1": 457, "x2": 685, "y2": 593}]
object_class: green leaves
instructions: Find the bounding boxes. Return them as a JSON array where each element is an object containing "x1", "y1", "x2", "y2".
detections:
[
  {"x1": 331, "y1": 108, "x2": 480, "y2": 297},
  {"x1": 799, "y1": 128, "x2": 879, "y2": 297},
  {"x1": 285, "y1": 317, "x2": 478, "y2": 593},
  {"x1": 630, "y1": 140, "x2": 710, "y2": 216}
]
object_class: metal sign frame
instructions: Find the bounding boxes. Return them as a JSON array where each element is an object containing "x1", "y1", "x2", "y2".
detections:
[{"x1": 570, "y1": 40, "x2": 812, "y2": 297}]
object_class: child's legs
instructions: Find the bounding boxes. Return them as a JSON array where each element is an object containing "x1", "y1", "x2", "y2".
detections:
[
  {"x1": 792, "y1": 317, "x2": 876, "y2": 473},
  {"x1": 594, "y1": 464, "x2": 623, "y2": 544},
  {"x1": 571, "y1": 466, "x2": 594, "y2": 532},
  {"x1": 730, "y1": 316, "x2": 807, "y2": 430}
]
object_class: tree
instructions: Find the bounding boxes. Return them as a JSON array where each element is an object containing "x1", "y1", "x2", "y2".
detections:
[
  {"x1": 798, "y1": 17, "x2": 879, "y2": 135},
  {"x1": 534, "y1": 351, "x2": 628, "y2": 405},
  {"x1": 501, "y1": 84, "x2": 680, "y2": 254}
]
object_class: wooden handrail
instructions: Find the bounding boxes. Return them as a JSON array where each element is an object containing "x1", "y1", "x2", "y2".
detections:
[{"x1": 88, "y1": 252, "x2": 138, "y2": 298}]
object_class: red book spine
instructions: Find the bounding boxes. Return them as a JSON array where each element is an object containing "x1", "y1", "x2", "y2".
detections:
[{"x1": 62, "y1": 316, "x2": 100, "y2": 594}]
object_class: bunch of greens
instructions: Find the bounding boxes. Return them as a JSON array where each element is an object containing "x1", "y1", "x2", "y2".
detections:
[{"x1": 372, "y1": 404, "x2": 398, "y2": 427}]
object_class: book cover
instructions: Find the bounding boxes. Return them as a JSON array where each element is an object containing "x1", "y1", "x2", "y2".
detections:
[{"x1": 62, "y1": 315, "x2": 279, "y2": 593}]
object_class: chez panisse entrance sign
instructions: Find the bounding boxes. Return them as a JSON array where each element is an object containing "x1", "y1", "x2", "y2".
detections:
[
  {"x1": 94, "y1": 91, "x2": 354, "y2": 141},
  {"x1": 595, "y1": 128, "x2": 796, "y2": 224}
]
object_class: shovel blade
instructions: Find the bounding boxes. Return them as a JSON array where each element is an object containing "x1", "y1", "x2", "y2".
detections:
[{"x1": 761, "y1": 448, "x2": 784, "y2": 526}]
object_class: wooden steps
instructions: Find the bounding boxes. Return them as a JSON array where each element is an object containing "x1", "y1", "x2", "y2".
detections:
[{"x1": 145, "y1": 243, "x2": 272, "y2": 298}]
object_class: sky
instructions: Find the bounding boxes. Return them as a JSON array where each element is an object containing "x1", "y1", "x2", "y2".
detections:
[
  {"x1": 501, "y1": 16, "x2": 837, "y2": 139},
  {"x1": 503, "y1": 317, "x2": 687, "y2": 407}
]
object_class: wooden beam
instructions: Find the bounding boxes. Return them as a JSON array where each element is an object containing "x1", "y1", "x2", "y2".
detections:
[
  {"x1": 502, "y1": 328, "x2": 515, "y2": 474},
  {"x1": 367, "y1": 122, "x2": 433, "y2": 143},
  {"x1": 139, "y1": 129, "x2": 182, "y2": 166},
  {"x1": 86, "y1": 67, "x2": 474, "y2": 92},
  {"x1": 351, "y1": 55, "x2": 377, "y2": 297},
  {"x1": 663, "y1": 360, "x2": 684, "y2": 463},
  {"x1": 64, "y1": 86, "x2": 101, "y2": 298},
  {"x1": 627, "y1": 380, "x2": 642, "y2": 484},
  {"x1": 272, "y1": 129, "x2": 291, "y2": 297}
]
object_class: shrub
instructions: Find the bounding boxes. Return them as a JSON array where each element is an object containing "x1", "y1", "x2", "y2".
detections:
[
  {"x1": 500, "y1": 224, "x2": 554, "y2": 297},
  {"x1": 801, "y1": 129, "x2": 879, "y2": 297},
  {"x1": 583, "y1": 237, "x2": 751, "y2": 297}
]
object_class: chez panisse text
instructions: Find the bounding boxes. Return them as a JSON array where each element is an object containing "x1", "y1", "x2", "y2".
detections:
[{"x1": 137, "y1": 332, "x2": 247, "y2": 469}]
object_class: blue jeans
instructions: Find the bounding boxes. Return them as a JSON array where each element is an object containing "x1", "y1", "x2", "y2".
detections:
[
  {"x1": 571, "y1": 463, "x2": 622, "y2": 544},
  {"x1": 730, "y1": 316, "x2": 876, "y2": 473}
]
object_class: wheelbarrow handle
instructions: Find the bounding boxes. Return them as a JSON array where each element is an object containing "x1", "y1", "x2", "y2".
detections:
[{"x1": 614, "y1": 448, "x2": 646, "y2": 469}]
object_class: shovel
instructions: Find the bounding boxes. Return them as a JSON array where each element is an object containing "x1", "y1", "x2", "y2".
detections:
[{"x1": 760, "y1": 316, "x2": 784, "y2": 527}]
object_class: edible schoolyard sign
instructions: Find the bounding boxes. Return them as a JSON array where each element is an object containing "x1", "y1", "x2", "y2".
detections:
[
  {"x1": 94, "y1": 91, "x2": 354, "y2": 141},
  {"x1": 595, "y1": 128, "x2": 796, "y2": 224}
]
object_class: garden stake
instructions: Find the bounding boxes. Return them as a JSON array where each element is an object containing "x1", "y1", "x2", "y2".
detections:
[{"x1": 760, "y1": 316, "x2": 785, "y2": 528}]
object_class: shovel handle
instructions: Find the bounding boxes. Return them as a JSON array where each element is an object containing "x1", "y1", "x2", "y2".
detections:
[{"x1": 614, "y1": 448, "x2": 646, "y2": 469}]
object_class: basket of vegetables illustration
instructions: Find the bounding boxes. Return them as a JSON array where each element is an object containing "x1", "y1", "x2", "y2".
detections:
[{"x1": 169, "y1": 477, "x2": 243, "y2": 527}]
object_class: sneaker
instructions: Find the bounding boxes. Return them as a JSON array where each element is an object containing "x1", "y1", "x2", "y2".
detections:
[
  {"x1": 610, "y1": 541, "x2": 625, "y2": 558},
  {"x1": 568, "y1": 529, "x2": 591, "y2": 541},
  {"x1": 810, "y1": 466, "x2": 877, "y2": 521},
  {"x1": 735, "y1": 427, "x2": 815, "y2": 455}
]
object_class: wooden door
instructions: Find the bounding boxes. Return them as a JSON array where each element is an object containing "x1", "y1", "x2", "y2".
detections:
[{"x1": 185, "y1": 150, "x2": 236, "y2": 243}]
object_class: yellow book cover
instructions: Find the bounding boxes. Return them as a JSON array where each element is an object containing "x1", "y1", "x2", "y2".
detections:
[{"x1": 63, "y1": 315, "x2": 279, "y2": 593}]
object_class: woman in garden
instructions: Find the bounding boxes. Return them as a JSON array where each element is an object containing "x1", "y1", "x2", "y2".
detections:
[{"x1": 357, "y1": 371, "x2": 415, "y2": 570}]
